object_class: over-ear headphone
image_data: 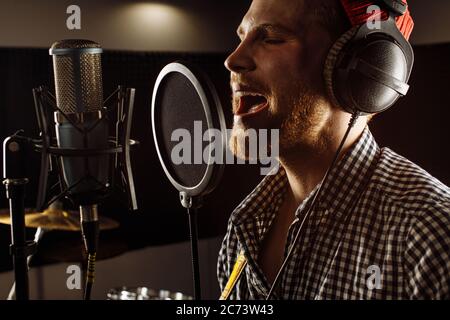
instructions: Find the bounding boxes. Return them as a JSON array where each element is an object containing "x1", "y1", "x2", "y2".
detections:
[{"x1": 323, "y1": 0, "x2": 414, "y2": 115}]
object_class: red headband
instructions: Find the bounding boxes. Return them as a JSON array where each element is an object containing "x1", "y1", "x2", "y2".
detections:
[{"x1": 340, "y1": 0, "x2": 414, "y2": 40}]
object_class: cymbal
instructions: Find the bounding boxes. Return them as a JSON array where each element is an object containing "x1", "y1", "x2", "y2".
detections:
[
  {"x1": 0, "y1": 208, "x2": 119, "y2": 231},
  {"x1": 34, "y1": 231, "x2": 128, "y2": 263}
]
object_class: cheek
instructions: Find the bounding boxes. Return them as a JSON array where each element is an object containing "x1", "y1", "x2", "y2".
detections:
[
  {"x1": 301, "y1": 31, "x2": 334, "y2": 91},
  {"x1": 254, "y1": 53, "x2": 304, "y2": 114},
  {"x1": 260, "y1": 53, "x2": 304, "y2": 90}
]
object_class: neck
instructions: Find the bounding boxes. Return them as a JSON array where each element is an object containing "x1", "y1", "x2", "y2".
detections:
[{"x1": 279, "y1": 112, "x2": 367, "y2": 205}]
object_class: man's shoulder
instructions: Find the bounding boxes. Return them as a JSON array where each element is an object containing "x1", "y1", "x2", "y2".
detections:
[{"x1": 371, "y1": 147, "x2": 450, "y2": 216}]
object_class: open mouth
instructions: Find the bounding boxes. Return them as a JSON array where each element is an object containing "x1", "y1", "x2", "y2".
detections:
[{"x1": 235, "y1": 94, "x2": 268, "y2": 116}]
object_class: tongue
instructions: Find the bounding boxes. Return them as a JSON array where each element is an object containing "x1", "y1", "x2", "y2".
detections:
[{"x1": 239, "y1": 95, "x2": 267, "y2": 114}]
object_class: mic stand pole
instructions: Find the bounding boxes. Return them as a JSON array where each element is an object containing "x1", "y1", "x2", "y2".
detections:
[
  {"x1": 181, "y1": 192, "x2": 202, "y2": 300},
  {"x1": 3, "y1": 178, "x2": 37, "y2": 300},
  {"x1": 3, "y1": 136, "x2": 37, "y2": 300},
  {"x1": 80, "y1": 204, "x2": 100, "y2": 300},
  {"x1": 7, "y1": 227, "x2": 45, "y2": 300}
]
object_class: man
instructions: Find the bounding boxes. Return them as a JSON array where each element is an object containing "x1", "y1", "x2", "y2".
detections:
[{"x1": 217, "y1": 0, "x2": 450, "y2": 299}]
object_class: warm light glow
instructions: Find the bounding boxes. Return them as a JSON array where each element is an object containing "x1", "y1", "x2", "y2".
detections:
[
  {"x1": 124, "y1": 3, "x2": 191, "y2": 30},
  {"x1": 117, "y1": 2, "x2": 199, "y2": 50}
]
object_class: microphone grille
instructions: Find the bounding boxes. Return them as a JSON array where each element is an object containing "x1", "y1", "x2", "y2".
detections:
[
  {"x1": 51, "y1": 39, "x2": 101, "y2": 50},
  {"x1": 50, "y1": 39, "x2": 103, "y2": 114}
]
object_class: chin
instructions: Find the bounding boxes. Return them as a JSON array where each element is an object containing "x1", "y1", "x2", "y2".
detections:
[
  {"x1": 229, "y1": 119, "x2": 280, "y2": 162},
  {"x1": 229, "y1": 123, "x2": 252, "y2": 161}
]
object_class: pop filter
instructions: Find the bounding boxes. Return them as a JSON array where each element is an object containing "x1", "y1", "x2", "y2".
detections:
[
  {"x1": 151, "y1": 61, "x2": 226, "y2": 300},
  {"x1": 151, "y1": 62, "x2": 226, "y2": 207}
]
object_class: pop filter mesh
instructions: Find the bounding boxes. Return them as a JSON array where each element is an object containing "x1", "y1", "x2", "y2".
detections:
[{"x1": 155, "y1": 72, "x2": 209, "y2": 188}]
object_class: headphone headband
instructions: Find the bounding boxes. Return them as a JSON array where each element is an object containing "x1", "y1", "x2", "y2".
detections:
[{"x1": 376, "y1": 0, "x2": 407, "y2": 16}]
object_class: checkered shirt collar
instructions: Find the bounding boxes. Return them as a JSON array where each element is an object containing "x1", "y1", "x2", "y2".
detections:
[{"x1": 230, "y1": 126, "x2": 380, "y2": 227}]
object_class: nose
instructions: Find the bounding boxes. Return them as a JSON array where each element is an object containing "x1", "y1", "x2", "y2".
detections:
[{"x1": 224, "y1": 40, "x2": 256, "y2": 74}]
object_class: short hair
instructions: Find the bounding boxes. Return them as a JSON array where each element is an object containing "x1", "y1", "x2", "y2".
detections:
[{"x1": 305, "y1": 0, "x2": 352, "y2": 41}]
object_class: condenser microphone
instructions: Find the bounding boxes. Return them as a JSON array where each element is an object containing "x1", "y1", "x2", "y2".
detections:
[
  {"x1": 50, "y1": 39, "x2": 109, "y2": 205},
  {"x1": 49, "y1": 39, "x2": 107, "y2": 299}
]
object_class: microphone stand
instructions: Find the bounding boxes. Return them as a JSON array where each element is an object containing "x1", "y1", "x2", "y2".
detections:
[
  {"x1": 3, "y1": 136, "x2": 37, "y2": 300},
  {"x1": 7, "y1": 227, "x2": 46, "y2": 300},
  {"x1": 181, "y1": 193, "x2": 202, "y2": 300},
  {"x1": 79, "y1": 204, "x2": 100, "y2": 300}
]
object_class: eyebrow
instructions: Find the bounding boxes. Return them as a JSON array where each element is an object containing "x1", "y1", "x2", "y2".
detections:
[{"x1": 237, "y1": 23, "x2": 297, "y2": 38}]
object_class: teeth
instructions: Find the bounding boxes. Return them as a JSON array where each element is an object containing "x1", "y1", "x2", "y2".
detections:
[
  {"x1": 249, "y1": 105, "x2": 262, "y2": 112},
  {"x1": 239, "y1": 93, "x2": 264, "y2": 98}
]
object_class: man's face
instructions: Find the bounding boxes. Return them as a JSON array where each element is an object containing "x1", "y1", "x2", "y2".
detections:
[{"x1": 226, "y1": 0, "x2": 335, "y2": 158}]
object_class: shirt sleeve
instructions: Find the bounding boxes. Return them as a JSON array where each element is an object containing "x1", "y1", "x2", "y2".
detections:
[{"x1": 403, "y1": 201, "x2": 450, "y2": 299}]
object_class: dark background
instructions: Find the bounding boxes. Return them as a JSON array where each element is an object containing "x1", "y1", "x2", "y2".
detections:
[{"x1": 0, "y1": 43, "x2": 449, "y2": 272}]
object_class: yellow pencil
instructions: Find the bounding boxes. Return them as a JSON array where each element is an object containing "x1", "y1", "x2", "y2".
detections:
[{"x1": 219, "y1": 250, "x2": 247, "y2": 300}]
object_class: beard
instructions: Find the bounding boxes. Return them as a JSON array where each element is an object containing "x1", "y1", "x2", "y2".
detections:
[{"x1": 229, "y1": 77, "x2": 330, "y2": 161}]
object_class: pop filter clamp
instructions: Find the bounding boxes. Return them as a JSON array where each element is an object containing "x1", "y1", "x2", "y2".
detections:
[{"x1": 152, "y1": 62, "x2": 226, "y2": 300}]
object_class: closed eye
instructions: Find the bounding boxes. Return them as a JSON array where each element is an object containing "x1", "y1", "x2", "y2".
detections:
[
  {"x1": 236, "y1": 23, "x2": 293, "y2": 45},
  {"x1": 258, "y1": 29, "x2": 287, "y2": 45},
  {"x1": 263, "y1": 38, "x2": 285, "y2": 45}
]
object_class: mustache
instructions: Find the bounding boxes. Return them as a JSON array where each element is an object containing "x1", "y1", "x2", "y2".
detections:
[{"x1": 230, "y1": 74, "x2": 268, "y2": 93}]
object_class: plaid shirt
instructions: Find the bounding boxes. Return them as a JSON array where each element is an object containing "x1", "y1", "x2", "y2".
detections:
[{"x1": 217, "y1": 127, "x2": 450, "y2": 299}]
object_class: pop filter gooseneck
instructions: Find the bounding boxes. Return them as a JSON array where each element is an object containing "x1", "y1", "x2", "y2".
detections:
[{"x1": 151, "y1": 62, "x2": 226, "y2": 300}]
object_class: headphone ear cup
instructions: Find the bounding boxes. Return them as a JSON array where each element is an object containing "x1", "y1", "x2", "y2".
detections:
[
  {"x1": 323, "y1": 26, "x2": 359, "y2": 109},
  {"x1": 324, "y1": 20, "x2": 412, "y2": 115}
]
